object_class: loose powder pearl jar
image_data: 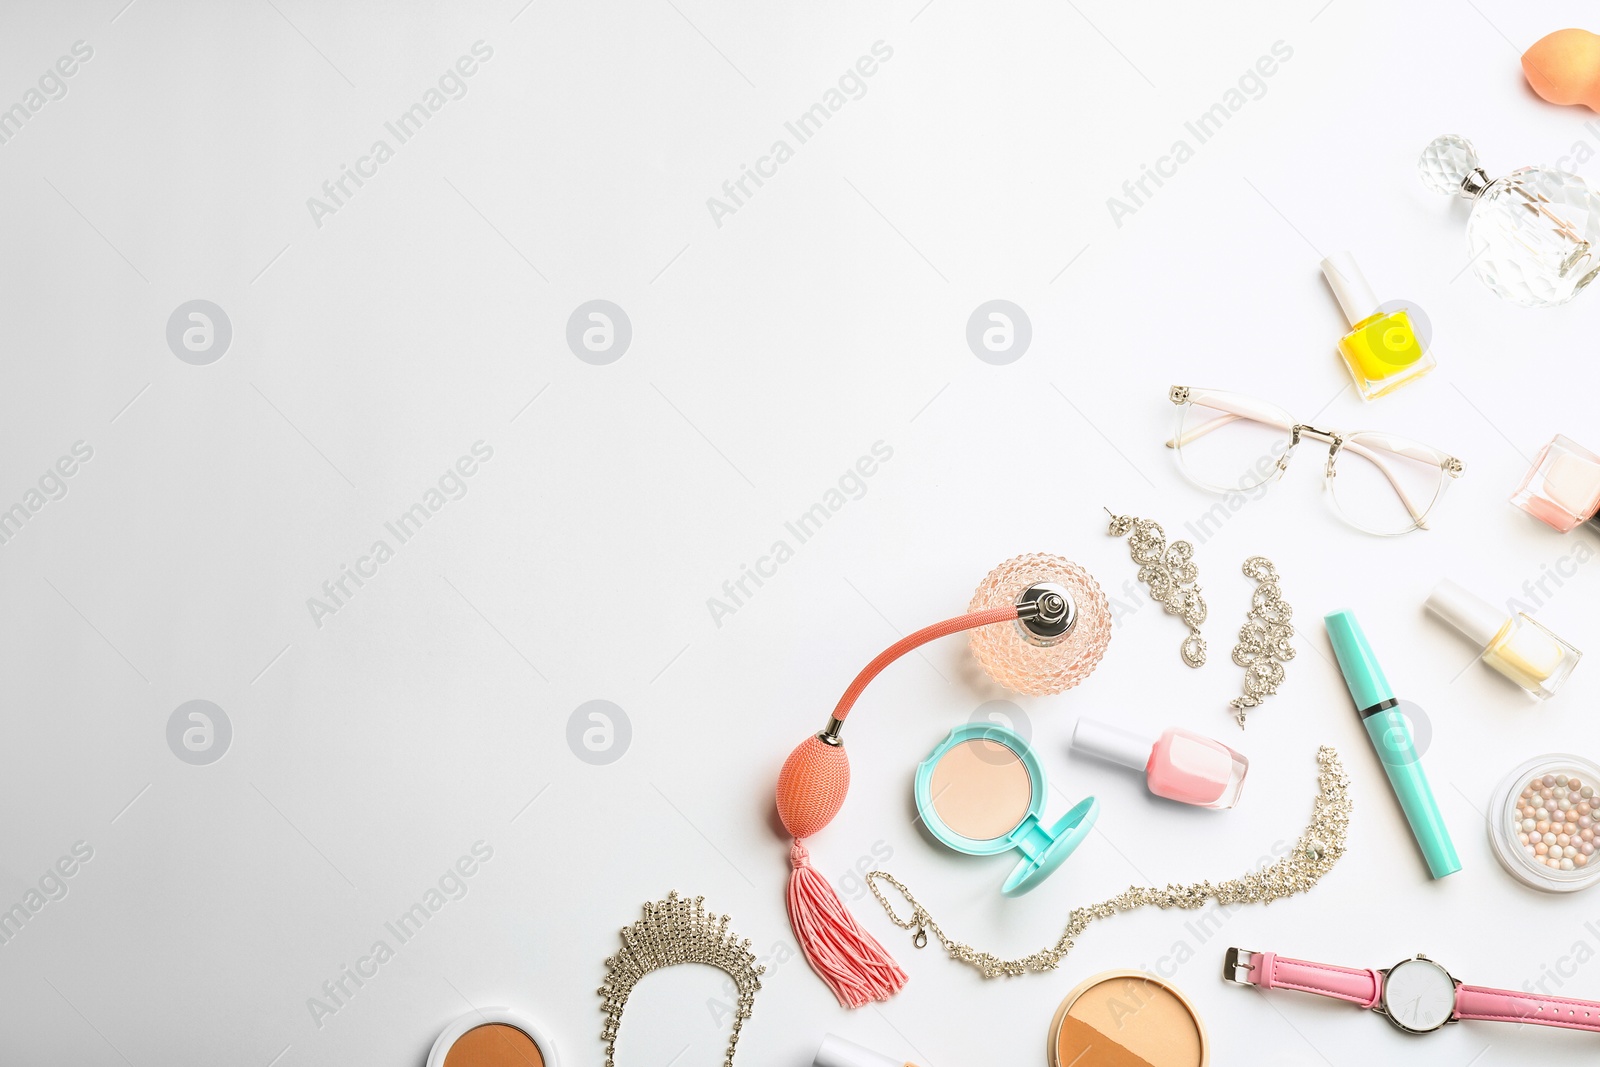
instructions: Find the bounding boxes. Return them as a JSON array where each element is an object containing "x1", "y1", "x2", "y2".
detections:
[{"x1": 1489, "y1": 755, "x2": 1600, "y2": 893}]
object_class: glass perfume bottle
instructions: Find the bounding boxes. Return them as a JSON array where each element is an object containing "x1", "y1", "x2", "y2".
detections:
[
  {"x1": 1425, "y1": 579, "x2": 1582, "y2": 699},
  {"x1": 1070, "y1": 718, "x2": 1247, "y2": 809},
  {"x1": 1511, "y1": 434, "x2": 1600, "y2": 533},
  {"x1": 1320, "y1": 251, "x2": 1433, "y2": 399},
  {"x1": 1418, "y1": 134, "x2": 1600, "y2": 308}
]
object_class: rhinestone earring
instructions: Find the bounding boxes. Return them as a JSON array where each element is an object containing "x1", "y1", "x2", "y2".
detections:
[
  {"x1": 1105, "y1": 510, "x2": 1206, "y2": 667},
  {"x1": 1229, "y1": 556, "x2": 1294, "y2": 727}
]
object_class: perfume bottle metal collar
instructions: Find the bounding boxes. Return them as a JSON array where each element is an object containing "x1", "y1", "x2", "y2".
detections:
[
  {"x1": 1459, "y1": 167, "x2": 1493, "y2": 199},
  {"x1": 1015, "y1": 582, "x2": 1076, "y2": 646}
]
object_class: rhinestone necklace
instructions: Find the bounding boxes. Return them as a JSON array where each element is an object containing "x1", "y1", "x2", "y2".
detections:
[
  {"x1": 599, "y1": 892, "x2": 763, "y2": 1067},
  {"x1": 865, "y1": 746, "x2": 1350, "y2": 979}
]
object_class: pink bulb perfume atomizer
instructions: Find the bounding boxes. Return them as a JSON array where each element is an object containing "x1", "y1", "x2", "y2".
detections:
[{"x1": 1070, "y1": 718, "x2": 1248, "y2": 810}]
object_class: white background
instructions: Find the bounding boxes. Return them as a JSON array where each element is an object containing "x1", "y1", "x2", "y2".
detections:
[{"x1": 3, "y1": 1, "x2": 1599, "y2": 1065}]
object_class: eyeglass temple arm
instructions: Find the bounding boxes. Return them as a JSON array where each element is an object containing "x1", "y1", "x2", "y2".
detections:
[
  {"x1": 1165, "y1": 412, "x2": 1262, "y2": 449},
  {"x1": 1167, "y1": 408, "x2": 1430, "y2": 526}
]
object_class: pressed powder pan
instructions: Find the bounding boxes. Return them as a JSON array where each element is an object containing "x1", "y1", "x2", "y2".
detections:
[
  {"x1": 1048, "y1": 971, "x2": 1208, "y2": 1067},
  {"x1": 914, "y1": 723, "x2": 1096, "y2": 895},
  {"x1": 427, "y1": 1008, "x2": 559, "y2": 1067}
]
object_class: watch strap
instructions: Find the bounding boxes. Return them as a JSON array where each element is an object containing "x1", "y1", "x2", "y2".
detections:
[
  {"x1": 1454, "y1": 985, "x2": 1600, "y2": 1032},
  {"x1": 1224, "y1": 948, "x2": 1381, "y2": 1009}
]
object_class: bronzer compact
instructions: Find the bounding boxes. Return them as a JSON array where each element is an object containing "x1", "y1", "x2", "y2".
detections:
[
  {"x1": 427, "y1": 1009, "x2": 559, "y2": 1067},
  {"x1": 1049, "y1": 971, "x2": 1208, "y2": 1066},
  {"x1": 915, "y1": 722, "x2": 1096, "y2": 895}
]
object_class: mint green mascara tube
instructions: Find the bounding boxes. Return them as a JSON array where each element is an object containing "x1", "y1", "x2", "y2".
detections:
[{"x1": 1325, "y1": 609, "x2": 1461, "y2": 879}]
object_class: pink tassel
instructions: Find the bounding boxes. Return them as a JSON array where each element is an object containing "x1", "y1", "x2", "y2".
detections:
[{"x1": 787, "y1": 840, "x2": 908, "y2": 1008}]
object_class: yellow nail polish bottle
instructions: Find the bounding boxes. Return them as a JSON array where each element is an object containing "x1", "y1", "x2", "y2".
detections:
[{"x1": 1321, "y1": 252, "x2": 1435, "y2": 400}]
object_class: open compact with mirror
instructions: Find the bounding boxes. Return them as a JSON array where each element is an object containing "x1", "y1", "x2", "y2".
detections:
[{"x1": 914, "y1": 722, "x2": 1097, "y2": 896}]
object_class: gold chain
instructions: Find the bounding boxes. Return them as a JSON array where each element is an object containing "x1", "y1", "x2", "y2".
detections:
[{"x1": 865, "y1": 745, "x2": 1350, "y2": 979}]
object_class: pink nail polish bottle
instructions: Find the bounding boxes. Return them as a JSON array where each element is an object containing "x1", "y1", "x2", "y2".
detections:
[
  {"x1": 1511, "y1": 435, "x2": 1600, "y2": 533},
  {"x1": 1070, "y1": 718, "x2": 1248, "y2": 809}
]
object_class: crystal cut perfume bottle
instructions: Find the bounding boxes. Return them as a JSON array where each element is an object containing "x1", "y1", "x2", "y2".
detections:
[{"x1": 1418, "y1": 134, "x2": 1600, "y2": 308}]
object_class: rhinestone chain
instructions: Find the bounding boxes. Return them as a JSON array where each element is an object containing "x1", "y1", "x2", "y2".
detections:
[{"x1": 866, "y1": 746, "x2": 1350, "y2": 979}]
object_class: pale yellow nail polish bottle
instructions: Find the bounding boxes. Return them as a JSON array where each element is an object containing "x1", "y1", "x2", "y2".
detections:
[{"x1": 1426, "y1": 580, "x2": 1581, "y2": 699}]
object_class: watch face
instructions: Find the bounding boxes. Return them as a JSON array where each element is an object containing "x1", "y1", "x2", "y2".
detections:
[{"x1": 1381, "y1": 958, "x2": 1455, "y2": 1034}]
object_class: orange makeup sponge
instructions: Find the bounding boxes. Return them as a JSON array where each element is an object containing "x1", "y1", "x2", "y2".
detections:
[{"x1": 1524, "y1": 29, "x2": 1600, "y2": 110}]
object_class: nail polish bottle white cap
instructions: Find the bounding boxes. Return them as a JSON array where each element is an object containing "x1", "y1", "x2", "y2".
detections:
[
  {"x1": 1321, "y1": 251, "x2": 1381, "y2": 326},
  {"x1": 1070, "y1": 718, "x2": 1154, "y2": 773},
  {"x1": 1425, "y1": 579, "x2": 1505, "y2": 649},
  {"x1": 815, "y1": 1034, "x2": 901, "y2": 1067}
]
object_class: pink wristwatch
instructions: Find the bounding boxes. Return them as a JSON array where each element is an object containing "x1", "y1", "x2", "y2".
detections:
[{"x1": 1224, "y1": 947, "x2": 1600, "y2": 1035}]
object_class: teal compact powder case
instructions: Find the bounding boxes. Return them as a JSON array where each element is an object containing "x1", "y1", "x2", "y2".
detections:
[{"x1": 914, "y1": 722, "x2": 1096, "y2": 896}]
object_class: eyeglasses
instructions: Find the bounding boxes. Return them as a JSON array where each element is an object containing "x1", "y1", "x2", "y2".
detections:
[{"x1": 1166, "y1": 385, "x2": 1465, "y2": 536}]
